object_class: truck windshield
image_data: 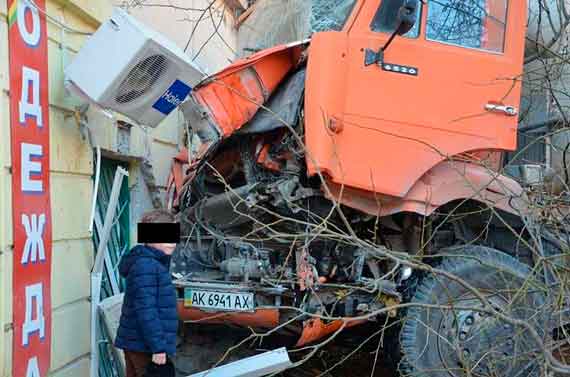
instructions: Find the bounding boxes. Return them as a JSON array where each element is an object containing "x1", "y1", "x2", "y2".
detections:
[
  {"x1": 427, "y1": 0, "x2": 507, "y2": 52},
  {"x1": 311, "y1": 0, "x2": 358, "y2": 32}
]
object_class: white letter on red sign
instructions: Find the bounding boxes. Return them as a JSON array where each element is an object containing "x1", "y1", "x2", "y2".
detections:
[
  {"x1": 22, "y1": 283, "x2": 45, "y2": 346},
  {"x1": 21, "y1": 214, "x2": 46, "y2": 264},
  {"x1": 17, "y1": 0, "x2": 41, "y2": 47},
  {"x1": 21, "y1": 143, "x2": 43, "y2": 193},
  {"x1": 19, "y1": 67, "x2": 43, "y2": 127},
  {"x1": 25, "y1": 357, "x2": 41, "y2": 377}
]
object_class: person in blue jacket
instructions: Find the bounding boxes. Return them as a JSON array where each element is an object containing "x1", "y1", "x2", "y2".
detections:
[{"x1": 115, "y1": 210, "x2": 178, "y2": 377}]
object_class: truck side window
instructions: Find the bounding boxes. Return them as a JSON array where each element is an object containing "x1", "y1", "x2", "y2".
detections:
[
  {"x1": 371, "y1": 0, "x2": 421, "y2": 38},
  {"x1": 427, "y1": 0, "x2": 507, "y2": 52}
]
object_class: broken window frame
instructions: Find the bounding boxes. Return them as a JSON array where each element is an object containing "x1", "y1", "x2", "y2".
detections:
[{"x1": 370, "y1": 0, "x2": 422, "y2": 38}]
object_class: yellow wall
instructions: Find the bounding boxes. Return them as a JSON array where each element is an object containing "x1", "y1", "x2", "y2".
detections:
[
  {"x1": 45, "y1": 2, "x2": 111, "y2": 374},
  {"x1": 0, "y1": 0, "x2": 110, "y2": 365},
  {"x1": 1, "y1": 1, "x2": 237, "y2": 375},
  {"x1": 0, "y1": 0, "x2": 111, "y2": 367}
]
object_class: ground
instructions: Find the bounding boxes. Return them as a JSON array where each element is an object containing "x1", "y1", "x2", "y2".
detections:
[{"x1": 174, "y1": 323, "x2": 397, "y2": 377}]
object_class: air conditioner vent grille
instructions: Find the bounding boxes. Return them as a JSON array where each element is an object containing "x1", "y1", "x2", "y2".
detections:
[{"x1": 115, "y1": 54, "x2": 168, "y2": 104}]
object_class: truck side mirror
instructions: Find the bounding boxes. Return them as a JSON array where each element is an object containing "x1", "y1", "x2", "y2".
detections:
[
  {"x1": 397, "y1": 0, "x2": 419, "y2": 35},
  {"x1": 364, "y1": 0, "x2": 420, "y2": 66}
]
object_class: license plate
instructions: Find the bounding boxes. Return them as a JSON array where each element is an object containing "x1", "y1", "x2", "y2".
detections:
[{"x1": 184, "y1": 288, "x2": 255, "y2": 312}]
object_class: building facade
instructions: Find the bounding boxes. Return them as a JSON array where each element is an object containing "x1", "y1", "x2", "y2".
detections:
[{"x1": 0, "y1": 0, "x2": 239, "y2": 375}]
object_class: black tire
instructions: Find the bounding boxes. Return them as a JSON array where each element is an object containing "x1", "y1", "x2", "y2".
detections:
[
  {"x1": 491, "y1": 226, "x2": 567, "y2": 263},
  {"x1": 399, "y1": 246, "x2": 546, "y2": 377}
]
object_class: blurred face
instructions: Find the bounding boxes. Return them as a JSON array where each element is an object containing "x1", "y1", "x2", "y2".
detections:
[{"x1": 148, "y1": 243, "x2": 177, "y2": 255}]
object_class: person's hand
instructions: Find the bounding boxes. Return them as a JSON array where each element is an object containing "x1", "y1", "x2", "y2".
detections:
[{"x1": 152, "y1": 353, "x2": 167, "y2": 365}]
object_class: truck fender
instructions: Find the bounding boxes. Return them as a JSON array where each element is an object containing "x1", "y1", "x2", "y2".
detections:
[{"x1": 324, "y1": 160, "x2": 528, "y2": 218}]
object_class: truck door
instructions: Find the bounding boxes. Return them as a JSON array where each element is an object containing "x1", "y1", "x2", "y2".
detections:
[{"x1": 305, "y1": 0, "x2": 527, "y2": 198}]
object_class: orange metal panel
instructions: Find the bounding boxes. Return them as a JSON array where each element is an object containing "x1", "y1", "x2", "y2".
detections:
[
  {"x1": 195, "y1": 67, "x2": 265, "y2": 136},
  {"x1": 194, "y1": 43, "x2": 306, "y2": 137},
  {"x1": 305, "y1": 1, "x2": 528, "y2": 198},
  {"x1": 323, "y1": 160, "x2": 526, "y2": 217},
  {"x1": 257, "y1": 144, "x2": 282, "y2": 172},
  {"x1": 177, "y1": 302, "x2": 280, "y2": 328},
  {"x1": 295, "y1": 318, "x2": 367, "y2": 347}
]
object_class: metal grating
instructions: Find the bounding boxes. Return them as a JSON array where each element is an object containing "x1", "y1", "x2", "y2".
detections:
[
  {"x1": 92, "y1": 158, "x2": 131, "y2": 377},
  {"x1": 115, "y1": 54, "x2": 168, "y2": 104}
]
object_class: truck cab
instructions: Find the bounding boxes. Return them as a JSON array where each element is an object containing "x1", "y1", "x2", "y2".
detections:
[{"x1": 305, "y1": 0, "x2": 526, "y2": 199}]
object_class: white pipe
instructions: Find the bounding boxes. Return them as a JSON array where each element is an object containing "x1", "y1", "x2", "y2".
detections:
[
  {"x1": 90, "y1": 273, "x2": 103, "y2": 377},
  {"x1": 89, "y1": 146, "x2": 101, "y2": 234},
  {"x1": 94, "y1": 212, "x2": 120, "y2": 296},
  {"x1": 189, "y1": 348, "x2": 292, "y2": 377}
]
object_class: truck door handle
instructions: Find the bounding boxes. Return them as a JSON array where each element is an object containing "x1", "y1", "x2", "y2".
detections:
[{"x1": 485, "y1": 103, "x2": 518, "y2": 116}]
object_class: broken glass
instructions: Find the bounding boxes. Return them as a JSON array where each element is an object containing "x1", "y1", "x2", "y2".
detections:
[
  {"x1": 310, "y1": 0, "x2": 357, "y2": 32},
  {"x1": 427, "y1": 0, "x2": 507, "y2": 52}
]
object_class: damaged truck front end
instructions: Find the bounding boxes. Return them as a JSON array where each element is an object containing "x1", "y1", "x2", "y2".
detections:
[
  {"x1": 168, "y1": 41, "x2": 401, "y2": 346},
  {"x1": 167, "y1": 35, "x2": 529, "y2": 352},
  {"x1": 168, "y1": 2, "x2": 566, "y2": 375}
]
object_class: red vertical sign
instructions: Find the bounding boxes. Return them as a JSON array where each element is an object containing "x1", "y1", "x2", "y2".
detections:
[{"x1": 7, "y1": 0, "x2": 52, "y2": 376}]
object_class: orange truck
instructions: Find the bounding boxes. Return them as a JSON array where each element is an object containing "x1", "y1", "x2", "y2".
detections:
[{"x1": 167, "y1": 1, "x2": 560, "y2": 375}]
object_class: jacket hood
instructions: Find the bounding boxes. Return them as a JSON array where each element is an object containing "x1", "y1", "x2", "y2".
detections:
[{"x1": 118, "y1": 245, "x2": 170, "y2": 278}]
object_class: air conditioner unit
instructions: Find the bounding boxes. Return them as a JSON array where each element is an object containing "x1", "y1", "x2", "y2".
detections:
[{"x1": 65, "y1": 8, "x2": 205, "y2": 128}]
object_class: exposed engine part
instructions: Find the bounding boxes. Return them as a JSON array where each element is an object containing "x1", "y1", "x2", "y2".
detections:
[
  {"x1": 175, "y1": 97, "x2": 417, "y2": 329},
  {"x1": 296, "y1": 248, "x2": 318, "y2": 291},
  {"x1": 351, "y1": 249, "x2": 367, "y2": 281},
  {"x1": 366, "y1": 259, "x2": 381, "y2": 279},
  {"x1": 218, "y1": 242, "x2": 273, "y2": 282},
  {"x1": 241, "y1": 139, "x2": 264, "y2": 184},
  {"x1": 303, "y1": 279, "x2": 401, "y2": 318},
  {"x1": 271, "y1": 177, "x2": 321, "y2": 212},
  {"x1": 221, "y1": 257, "x2": 269, "y2": 281},
  {"x1": 399, "y1": 266, "x2": 413, "y2": 283},
  {"x1": 195, "y1": 185, "x2": 256, "y2": 230}
]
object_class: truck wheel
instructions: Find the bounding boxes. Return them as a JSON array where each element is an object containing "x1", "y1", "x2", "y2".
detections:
[{"x1": 399, "y1": 246, "x2": 545, "y2": 377}]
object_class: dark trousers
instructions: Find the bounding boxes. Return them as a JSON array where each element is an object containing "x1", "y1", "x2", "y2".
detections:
[{"x1": 124, "y1": 351, "x2": 152, "y2": 377}]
